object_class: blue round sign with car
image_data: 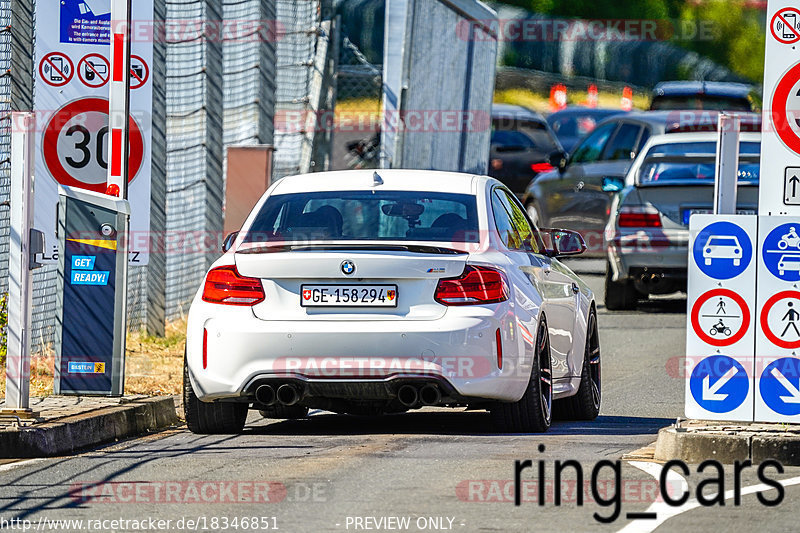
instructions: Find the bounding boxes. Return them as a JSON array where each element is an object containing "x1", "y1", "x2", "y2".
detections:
[
  {"x1": 692, "y1": 221, "x2": 753, "y2": 280},
  {"x1": 762, "y1": 222, "x2": 800, "y2": 282}
]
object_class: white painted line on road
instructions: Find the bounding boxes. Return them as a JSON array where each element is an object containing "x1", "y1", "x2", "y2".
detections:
[
  {"x1": 619, "y1": 461, "x2": 800, "y2": 533},
  {"x1": 0, "y1": 458, "x2": 47, "y2": 473},
  {"x1": 617, "y1": 461, "x2": 689, "y2": 533}
]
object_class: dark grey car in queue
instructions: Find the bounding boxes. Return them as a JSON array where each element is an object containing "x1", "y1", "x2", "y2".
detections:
[
  {"x1": 521, "y1": 112, "x2": 671, "y2": 255},
  {"x1": 488, "y1": 104, "x2": 562, "y2": 196}
]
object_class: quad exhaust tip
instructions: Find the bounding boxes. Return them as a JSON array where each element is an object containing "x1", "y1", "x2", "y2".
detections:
[
  {"x1": 419, "y1": 384, "x2": 441, "y2": 406},
  {"x1": 255, "y1": 384, "x2": 276, "y2": 406},
  {"x1": 276, "y1": 384, "x2": 301, "y2": 406},
  {"x1": 397, "y1": 385, "x2": 419, "y2": 407}
]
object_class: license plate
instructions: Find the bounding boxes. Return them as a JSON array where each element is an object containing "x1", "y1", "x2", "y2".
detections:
[
  {"x1": 683, "y1": 208, "x2": 756, "y2": 225},
  {"x1": 300, "y1": 285, "x2": 398, "y2": 307}
]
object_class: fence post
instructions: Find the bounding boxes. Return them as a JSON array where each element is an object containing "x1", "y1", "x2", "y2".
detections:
[
  {"x1": 3, "y1": 112, "x2": 36, "y2": 416},
  {"x1": 146, "y1": 0, "x2": 168, "y2": 336}
]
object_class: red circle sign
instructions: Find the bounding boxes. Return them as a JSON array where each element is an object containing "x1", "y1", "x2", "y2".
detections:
[
  {"x1": 691, "y1": 288, "x2": 751, "y2": 347},
  {"x1": 129, "y1": 55, "x2": 150, "y2": 90},
  {"x1": 761, "y1": 290, "x2": 800, "y2": 349},
  {"x1": 39, "y1": 52, "x2": 74, "y2": 87},
  {"x1": 771, "y1": 61, "x2": 800, "y2": 155},
  {"x1": 771, "y1": 7, "x2": 800, "y2": 45},
  {"x1": 42, "y1": 97, "x2": 144, "y2": 193},
  {"x1": 78, "y1": 53, "x2": 110, "y2": 88}
]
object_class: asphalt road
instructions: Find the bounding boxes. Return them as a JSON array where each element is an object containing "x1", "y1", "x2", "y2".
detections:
[{"x1": 2, "y1": 260, "x2": 799, "y2": 533}]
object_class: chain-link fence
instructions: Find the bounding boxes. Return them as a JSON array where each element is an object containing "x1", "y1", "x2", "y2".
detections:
[{"x1": 0, "y1": 0, "x2": 335, "y2": 350}]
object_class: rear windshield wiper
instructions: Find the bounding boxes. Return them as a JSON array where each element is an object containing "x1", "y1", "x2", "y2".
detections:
[{"x1": 236, "y1": 243, "x2": 466, "y2": 255}]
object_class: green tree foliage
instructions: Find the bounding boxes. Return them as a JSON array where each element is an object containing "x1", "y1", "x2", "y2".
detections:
[
  {"x1": 497, "y1": 0, "x2": 766, "y2": 82},
  {"x1": 678, "y1": 0, "x2": 765, "y2": 82}
]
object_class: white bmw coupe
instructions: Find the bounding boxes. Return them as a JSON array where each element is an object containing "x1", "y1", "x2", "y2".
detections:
[{"x1": 184, "y1": 170, "x2": 600, "y2": 433}]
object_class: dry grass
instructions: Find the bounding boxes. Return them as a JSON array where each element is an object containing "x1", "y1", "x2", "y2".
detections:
[
  {"x1": 493, "y1": 87, "x2": 649, "y2": 113},
  {"x1": 0, "y1": 319, "x2": 187, "y2": 399}
]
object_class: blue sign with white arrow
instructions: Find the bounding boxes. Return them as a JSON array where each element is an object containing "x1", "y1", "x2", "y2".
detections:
[
  {"x1": 762, "y1": 223, "x2": 800, "y2": 282},
  {"x1": 692, "y1": 221, "x2": 752, "y2": 280},
  {"x1": 759, "y1": 358, "x2": 800, "y2": 416},
  {"x1": 689, "y1": 355, "x2": 749, "y2": 413}
]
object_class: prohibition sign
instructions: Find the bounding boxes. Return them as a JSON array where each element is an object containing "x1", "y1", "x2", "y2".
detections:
[
  {"x1": 771, "y1": 7, "x2": 800, "y2": 45},
  {"x1": 761, "y1": 290, "x2": 800, "y2": 349},
  {"x1": 39, "y1": 52, "x2": 74, "y2": 87},
  {"x1": 78, "y1": 53, "x2": 110, "y2": 88},
  {"x1": 129, "y1": 55, "x2": 149, "y2": 89},
  {"x1": 691, "y1": 288, "x2": 750, "y2": 347},
  {"x1": 42, "y1": 97, "x2": 144, "y2": 193},
  {"x1": 771, "y1": 61, "x2": 800, "y2": 156}
]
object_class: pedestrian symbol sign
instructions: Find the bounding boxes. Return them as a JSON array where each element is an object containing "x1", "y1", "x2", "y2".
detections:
[
  {"x1": 687, "y1": 355, "x2": 750, "y2": 416},
  {"x1": 692, "y1": 221, "x2": 753, "y2": 280},
  {"x1": 760, "y1": 290, "x2": 800, "y2": 349}
]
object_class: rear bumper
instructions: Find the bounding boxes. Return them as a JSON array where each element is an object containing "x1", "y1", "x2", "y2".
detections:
[
  {"x1": 186, "y1": 297, "x2": 535, "y2": 404},
  {"x1": 606, "y1": 228, "x2": 688, "y2": 292}
]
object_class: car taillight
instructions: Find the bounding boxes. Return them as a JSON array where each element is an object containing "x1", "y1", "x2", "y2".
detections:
[
  {"x1": 434, "y1": 266, "x2": 509, "y2": 306},
  {"x1": 531, "y1": 162, "x2": 554, "y2": 173},
  {"x1": 618, "y1": 206, "x2": 662, "y2": 228},
  {"x1": 202, "y1": 265, "x2": 265, "y2": 306}
]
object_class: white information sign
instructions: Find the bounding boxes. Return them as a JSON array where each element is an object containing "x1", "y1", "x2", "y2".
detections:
[
  {"x1": 33, "y1": 0, "x2": 154, "y2": 265},
  {"x1": 685, "y1": 215, "x2": 757, "y2": 421},
  {"x1": 760, "y1": 0, "x2": 800, "y2": 215}
]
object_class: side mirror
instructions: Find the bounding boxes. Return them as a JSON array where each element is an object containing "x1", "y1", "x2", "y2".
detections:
[
  {"x1": 602, "y1": 176, "x2": 625, "y2": 193},
  {"x1": 547, "y1": 150, "x2": 569, "y2": 174},
  {"x1": 222, "y1": 231, "x2": 239, "y2": 253},
  {"x1": 542, "y1": 228, "x2": 586, "y2": 257}
]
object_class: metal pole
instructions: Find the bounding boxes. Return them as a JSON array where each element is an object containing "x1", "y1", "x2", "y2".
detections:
[
  {"x1": 107, "y1": 0, "x2": 133, "y2": 199},
  {"x1": 2, "y1": 113, "x2": 36, "y2": 416},
  {"x1": 107, "y1": 0, "x2": 132, "y2": 393},
  {"x1": 714, "y1": 114, "x2": 741, "y2": 215}
]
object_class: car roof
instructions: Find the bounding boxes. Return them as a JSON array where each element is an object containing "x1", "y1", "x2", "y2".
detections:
[
  {"x1": 594, "y1": 110, "x2": 761, "y2": 135},
  {"x1": 652, "y1": 81, "x2": 752, "y2": 99},
  {"x1": 491, "y1": 103, "x2": 546, "y2": 123},
  {"x1": 269, "y1": 169, "x2": 487, "y2": 196},
  {"x1": 642, "y1": 130, "x2": 762, "y2": 146},
  {"x1": 547, "y1": 107, "x2": 625, "y2": 119}
]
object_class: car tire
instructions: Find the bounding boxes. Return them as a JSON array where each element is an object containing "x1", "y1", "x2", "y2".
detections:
[
  {"x1": 604, "y1": 263, "x2": 639, "y2": 311},
  {"x1": 554, "y1": 308, "x2": 600, "y2": 421},
  {"x1": 490, "y1": 317, "x2": 552, "y2": 433},
  {"x1": 183, "y1": 355, "x2": 248, "y2": 434},
  {"x1": 259, "y1": 405, "x2": 309, "y2": 419}
]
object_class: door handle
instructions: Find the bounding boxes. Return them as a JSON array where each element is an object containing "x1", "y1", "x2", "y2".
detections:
[{"x1": 572, "y1": 283, "x2": 580, "y2": 294}]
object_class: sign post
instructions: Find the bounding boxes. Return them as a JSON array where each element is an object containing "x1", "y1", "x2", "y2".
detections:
[
  {"x1": 2, "y1": 113, "x2": 41, "y2": 416},
  {"x1": 714, "y1": 114, "x2": 741, "y2": 215}
]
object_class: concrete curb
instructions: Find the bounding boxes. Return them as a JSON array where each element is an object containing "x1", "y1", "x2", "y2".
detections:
[
  {"x1": 0, "y1": 396, "x2": 179, "y2": 458},
  {"x1": 655, "y1": 426, "x2": 800, "y2": 465}
]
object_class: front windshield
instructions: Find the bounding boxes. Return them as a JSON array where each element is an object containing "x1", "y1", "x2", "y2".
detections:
[
  {"x1": 242, "y1": 190, "x2": 480, "y2": 244},
  {"x1": 638, "y1": 141, "x2": 760, "y2": 184}
]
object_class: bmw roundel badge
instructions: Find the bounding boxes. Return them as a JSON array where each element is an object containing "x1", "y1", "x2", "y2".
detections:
[{"x1": 341, "y1": 260, "x2": 356, "y2": 276}]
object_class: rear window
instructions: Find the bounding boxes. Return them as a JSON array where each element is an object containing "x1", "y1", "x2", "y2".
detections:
[
  {"x1": 638, "y1": 141, "x2": 760, "y2": 185},
  {"x1": 650, "y1": 96, "x2": 752, "y2": 112},
  {"x1": 491, "y1": 119, "x2": 557, "y2": 152},
  {"x1": 243, "y1": 191, "x2": 480, "y2": 244}
]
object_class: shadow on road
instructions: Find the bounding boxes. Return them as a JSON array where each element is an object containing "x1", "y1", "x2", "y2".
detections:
[{"x1": 246, "y1": 411, "x2": 671, "y2": 437}]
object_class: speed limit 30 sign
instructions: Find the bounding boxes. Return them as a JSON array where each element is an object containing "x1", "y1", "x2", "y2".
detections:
[{"x1": 42, "y1": 97, "x2": 144, "y2": 193}]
